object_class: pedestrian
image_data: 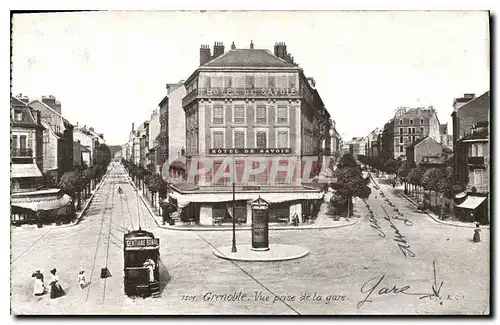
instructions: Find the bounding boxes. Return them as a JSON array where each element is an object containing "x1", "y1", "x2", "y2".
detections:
[
  {"x1": 78, "y1": 271, "x2": 87, "y2": 289},
  {"x1": 31, "y1": 270, "x2": 45, "y2": 296},
  {"x1": 49, "y1": 268, "x2": 65, "y2": 299},
  {"x1": 473, "y1": 222, "x2": 481, "y2": 243}
]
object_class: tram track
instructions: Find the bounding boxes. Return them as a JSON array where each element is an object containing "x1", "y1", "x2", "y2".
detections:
[{"x1": 85, "y1": 170, "x2": 117, "y2": 303}]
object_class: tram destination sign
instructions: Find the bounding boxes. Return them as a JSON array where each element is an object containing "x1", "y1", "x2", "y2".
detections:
[{"x1": 125, "y1": 238, "x2": 159, "y2": 248}]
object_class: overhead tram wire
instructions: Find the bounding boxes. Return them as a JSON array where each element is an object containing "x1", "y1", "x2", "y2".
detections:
[
  {"x1": 102, "y1": 168, "x2": 118, "y2": 301},
  {"x1": 85, "y1": 168, "x2": 116, "y2": 302}
]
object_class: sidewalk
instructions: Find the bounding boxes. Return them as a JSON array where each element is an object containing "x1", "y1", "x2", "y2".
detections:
[
  {"x1": 125, "y1": 172, "x2": 360, "y2": 232},
  {"x1": 369, "y1": 172, "x2": 489, "y2": 230}
]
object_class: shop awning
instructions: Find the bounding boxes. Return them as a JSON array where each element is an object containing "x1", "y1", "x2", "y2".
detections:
[
  {"x1": 454, "y1": 192, "x2": 467, "y2": 199},
  {"x1": 167, "y1": 190, "x2": 324, "y2": 208},
  {"x1": 11, "y1": 164, "x2": 43, "y2": 178},
  {"x1": 455, "y1": 196, "x2": 486, "y2": 210},
  {"x1": 11, "y1": 194, "x2": 72, "y2": 212}
]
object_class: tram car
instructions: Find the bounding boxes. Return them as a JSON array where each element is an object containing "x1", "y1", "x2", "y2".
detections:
[{"x1": 123, "y1": 228, "x2": 160, "y2": 297}]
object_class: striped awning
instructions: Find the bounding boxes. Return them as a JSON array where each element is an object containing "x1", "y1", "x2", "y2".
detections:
[
  {"x1": 11, "y1": 193, "x2": 72, "y2": 212},
  {"x1": 11, "y1": 164, "x2": 43, "y2": 178}
]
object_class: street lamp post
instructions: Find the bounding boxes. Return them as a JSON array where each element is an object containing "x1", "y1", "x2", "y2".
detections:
[{"x1": 231, "y1": 155, "x2": 237, "y2": 253}]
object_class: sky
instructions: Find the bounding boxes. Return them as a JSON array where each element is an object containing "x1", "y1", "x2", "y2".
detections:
[{"x1": 11, "y1": 10, "x2": 490, "y2": 145}]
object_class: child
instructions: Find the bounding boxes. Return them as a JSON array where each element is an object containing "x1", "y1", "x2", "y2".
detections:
[{"x1": 78, "y1": 271, "x2": 87, "y2": 289}]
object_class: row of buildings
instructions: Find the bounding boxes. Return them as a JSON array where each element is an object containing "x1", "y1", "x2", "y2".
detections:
[
  {"x1": 353, "y1": 91, "x2": 490, "y2": 224},
  {"x1": 11, "y1": 94, "x2": 106, "y2": 222},
  {"x1": 122, "y1": 41, "x2": 345, "y2": 226}
]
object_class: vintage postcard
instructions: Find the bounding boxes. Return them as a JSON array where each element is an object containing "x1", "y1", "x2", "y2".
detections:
[{"x1": 10, "y1": 10, "x2": 490, "y2": 315}]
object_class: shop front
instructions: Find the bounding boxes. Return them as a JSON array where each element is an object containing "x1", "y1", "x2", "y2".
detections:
[{"x1": 167, "y1": 183, "x2": 324, "y2": 226}]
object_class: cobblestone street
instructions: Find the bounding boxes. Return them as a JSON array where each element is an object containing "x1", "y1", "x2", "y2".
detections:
[{"x1": 10, "y1": 165, "x2": 490, "y2": 315}]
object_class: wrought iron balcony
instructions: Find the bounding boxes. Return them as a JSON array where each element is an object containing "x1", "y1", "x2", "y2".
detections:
[{"x1": 11, "y1": 148, "x2": 33, "y2": 157}]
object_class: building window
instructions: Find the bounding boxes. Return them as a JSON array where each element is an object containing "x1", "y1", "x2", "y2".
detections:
[
  {"x1": 399, "y1": 136, "x2": 403, "y2": 144},
  {"x1": 245, "y1": 75, "x2": 255, "y2": 88},
  {"x1": 233, "y1": 105, "x2": 245, "y2": 124},
  {"x1": 420, "y1": 119, "x2": 424, "y2": 124},
  {"x1": 470, "y1": 143, "x2": 484, "y2": 157},
  {"x1": 400, "y1": 145, "x2": 404, "y2": 153},
  {"x1": 212, "y1": 131, "x2": 224, "y2": 148},
  {"x1": 399, "y1": 128, "x2": 403, "y2": 135},
  {"x1": 268, "y1": 76, "x2": 276, "y2": 88},
  {"x1": 277, "y1": 130, "x2": 289, "y2": 148},
  {"x1": 12, "y1": 135, "x2": 17, "y2": 148},
  {"x1": 473, "y1": 169, "x2": 483, "y2": 189},
  {"x1": 19, "y1": 135, "x2": 27, "y2": 149},
  {"x1": 412, "y1": 127, "x2": 415, "y2": 134},
  {"x1": 233, "y1": 130, "x2": 245, "y2": 148},
  {"x1": 256, "y1": 105, "x2": 267, "y2": 124},
  {"x1": 213, "y1": 105, "x2": 224, "y2": 124},
  {"x1": 399, "y1": 119, "x2": 403, "y2": 125},
  {"x1": 14, "y1": 110, "x2": 22, "y2": 122},
  {"x1": 256, "y1": 131, "x2": 267, "y2": 149},
  {"x1": 410, "y1": 119, "x2": 413, "y2": 125},
  {"x1": 277, "y1": 105, "x2": 288, "y2": 124},
  {"x1": 420, "y1": 127, "x2": 424, "y2": 134}
]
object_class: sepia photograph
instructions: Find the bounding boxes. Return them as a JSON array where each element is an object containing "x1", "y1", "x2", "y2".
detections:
[{"x1": 9, "y1": 10, "x2": 490, "y2": 315}]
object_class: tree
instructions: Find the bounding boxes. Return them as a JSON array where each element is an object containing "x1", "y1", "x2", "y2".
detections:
[
  {"x1": 397, "y1": 161, "x2": 412, "y2": 193},
  {"x1": 95, "y1": 143, "x2": 112, "y2": 167},
  {"x1": 333, "y1": 153, "x2": 371, "y2": 217},
  {"x1": 59, "y1": 171, "x2": 85, "y2": 210},
  {"x1": 406, "y1": 165, "x2": 426, "y2": 202},
  {"x1": 421, "y1": 168, "x2": 441, "y2": 207}
]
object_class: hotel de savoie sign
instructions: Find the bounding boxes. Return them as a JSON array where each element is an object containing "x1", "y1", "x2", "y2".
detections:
[
  {"x1": 209, "y1": 148, "x2": 292, "y2": 155},
  {"x1": 203, "y1": 88, "x2": 298, "y2": 97}
]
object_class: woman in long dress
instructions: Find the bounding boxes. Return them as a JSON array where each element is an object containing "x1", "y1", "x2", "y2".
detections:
[
  {"x1": 32, "y1": 270, "x2": 45, "y2": 296},
  {"x1": 49, "y1": 268, "x2": 65, "y2": 299},
  {"x1": 143, "y1": 259, "x2": 155, "y2": 283}
]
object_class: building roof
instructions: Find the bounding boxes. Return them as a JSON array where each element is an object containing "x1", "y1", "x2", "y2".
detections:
[
  {"x1": 458, "y1": 127, "x2": 489, "y2": 142},
  {"x1": 11, "y1": 105, "x2": 41, "y2": 128},
  {"x1": 397, "y1": 107, "x2": 435, "y2": 120},
  {"x1": 202, "y1": 49, "x2": 297, "y2": 68},
  {"x1": 456, "y1": 91, "x2": 490, "y2": 114},
  {"x1": 405, "y1": 136, "x2": 429, "y2": 149}
]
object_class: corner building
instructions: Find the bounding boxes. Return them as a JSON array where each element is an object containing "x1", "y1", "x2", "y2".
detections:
[{"x1": 171, "y1": 41, "x2": 331, "y2": 225}]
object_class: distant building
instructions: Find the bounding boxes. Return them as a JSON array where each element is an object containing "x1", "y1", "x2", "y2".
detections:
[
  {"x1": 158, "y1": 81, "x2": 187, "y2": 178},
  {"x1": 405, "y1": 136, "x2": 445, "y2": 166},
  {"x1": 28, "y1": 97, "x2": 74, "y2": 184},
  {"x1": 148, "y1": 110, "x2": 161, "y2": 174},
  {"x1": 439, "y1": 123, "x2": 452, "y2": 149},
  {"x1": 393, "y1": 106, "x2": 441, "y2": 159},
  {"x1": 365, "y1": 128, "x2": 382, "y2": 159},
  {"x1": 11, "y1": 96, "x2": 45, "y2": 193},
  {"x1": 73, "y1": 125, "x2": 104, "y2": 167}
]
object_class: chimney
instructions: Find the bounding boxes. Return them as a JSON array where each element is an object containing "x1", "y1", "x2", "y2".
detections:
[
  {"x1": 464, "y1": 93, "x2": 476, "y2": 99},
  {"x1": 42, "y1": 95, "x2": 62, "y2": 115},
  {"x1": 273, "y1": 42, "x2": 287, "y2": 60},
  {"x1": 199, "y1": 44, "x2": 211, "y2": 66},
  {"x1": 231, "y1": 41, "x2": 236, "y2": 50},
  {"x1": 212, "y1": 42, "x2": 225, "y2": 59},
  {"x1": 250, "y1": 40, "x2": 254, "y2": 49},
  {"x1": 132, "y1": 123, "x2": 134, "y2": 132}
]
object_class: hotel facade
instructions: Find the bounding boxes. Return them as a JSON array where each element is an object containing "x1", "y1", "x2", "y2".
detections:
[{"x1": 168, "y1": 41, "x2": 333, "y2": 226}]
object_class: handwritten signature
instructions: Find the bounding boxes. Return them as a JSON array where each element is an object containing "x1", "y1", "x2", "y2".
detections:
[
  {"x1": 357, "y1": 260, "x2": 445, "y2": 309},
  {"x1": 381, "y1": 205, "x2": 415, "y2": 258}
]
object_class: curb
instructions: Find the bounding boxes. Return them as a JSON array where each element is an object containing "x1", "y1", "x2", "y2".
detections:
[
  {"x1": 369, "y1": 172, "x2": 489, "y2": 229},
  {"x1": 124, "y1": 170, "x2": 361, "y2": 232},
  {"x1": 400, "y1": 193, "x2": 489, "y2": 230}
]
